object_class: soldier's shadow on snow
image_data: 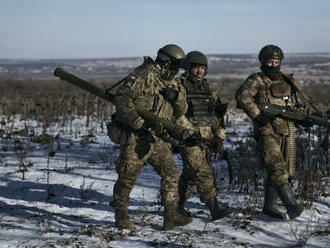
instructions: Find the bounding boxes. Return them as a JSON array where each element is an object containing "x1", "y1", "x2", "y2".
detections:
[
  {"x1": 28, "y1": 135, "x2": 121, "y2": 170},
  {"x1": 0, "y1": 178, "x2": 119, "y2": 228},
  {"x1": 0, "y1": 177, "x2": 160, "y2": 213},
  {"x1": 0, "y1": 201, "x2": 110, "y2": 228},
  {"x1": 0, "y1": 178, "x2": 115, "y2": 211}
]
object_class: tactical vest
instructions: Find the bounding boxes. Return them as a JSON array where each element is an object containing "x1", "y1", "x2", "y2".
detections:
[
  {"x1": 184, "y1": 79, "x2": 217, "y2": 126},
  {"x1": 256, "y1": 72, "x2": 297, "y2": 136},
  {"x1": 256, "y1": 73, "x2": 293, "y2": 106},
  {"x1": 256, "y1": 72, "x2": 299, "y2": 177}
]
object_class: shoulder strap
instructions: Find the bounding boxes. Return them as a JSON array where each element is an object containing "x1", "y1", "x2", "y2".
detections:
[{"x1": 281, "y1": 73, "x2": 309, "y2": 102}]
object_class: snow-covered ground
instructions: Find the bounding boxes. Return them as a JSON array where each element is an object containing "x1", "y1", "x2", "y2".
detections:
[{"x1": 0, "y1": 113, "x2": 329, "y2": 248}]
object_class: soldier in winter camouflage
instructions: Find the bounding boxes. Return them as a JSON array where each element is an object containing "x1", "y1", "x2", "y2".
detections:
[
  {"x1": 108, "y1": 44, "x2": 192, "y2": 230},
  {"x1": 235, "y1": 45, "x2": 306, "y2": 219},
  {"x1": 175, "y1": 51, "x2": 232, "y2": 220}
]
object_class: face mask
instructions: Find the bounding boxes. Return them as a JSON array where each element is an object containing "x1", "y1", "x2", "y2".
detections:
[
  {"x1": 160, "y1": 65, "x2": 178, "y2": 81},
  {"x1": 260, "y1": 65, "x2": 281, "y2": 81}
]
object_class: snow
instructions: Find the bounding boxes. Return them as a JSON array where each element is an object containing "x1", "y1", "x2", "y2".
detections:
[{"x1": 0, "y1": 113, "x2": 329, "y2": 248}]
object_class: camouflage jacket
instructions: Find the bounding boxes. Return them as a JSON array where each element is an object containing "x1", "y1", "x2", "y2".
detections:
[
  {"x1": 235, "y1": 72, "x2": 307, "y2": 137},
  {"x1": 175, "y1": 74, "x2": 226, "y2": 140},
  {"x1": 114, "y1": 57, "x2": 188, "y2": 132}
]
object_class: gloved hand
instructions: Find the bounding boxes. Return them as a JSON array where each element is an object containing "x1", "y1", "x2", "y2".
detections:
[
  {"x1": 215, "y1": 101, "x2": 228, "y2": 118},
  {"x1": 131, "y1": 116, "x2": 145, "y2": 130},
  {"x1": 255, "y1": 114, "x2": 270, "y2": 126},
  {"x1": 136, "y1": 120, "x2": 151, "y2": 136},
  {"x1": 298, "y1": 119, "x2": 314, "y2": 128},
  {"x1": 181, "y1": 130, "x2": 203, "y2": 146},
  {"x1": 160, "y1": 85, "x2": 179, "y2": 103},
  {"x1": 210, "y1": 137, "x2": 223, "y2": 154}
]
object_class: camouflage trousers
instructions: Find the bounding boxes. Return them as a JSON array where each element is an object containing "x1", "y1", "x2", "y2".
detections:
[
  {"x1": 179, "y1": 144, "x2": 217, "y2": 204},
  {"x1": 257, "y1": 135, "x2": 290, "y2": 186},
  {"x1": 111, "y1": 133, "x2": 181, "y2": 209}
]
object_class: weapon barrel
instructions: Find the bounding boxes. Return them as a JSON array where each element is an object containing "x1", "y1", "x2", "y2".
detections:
[
  {"x1": 258, "y1": 103, "x2": 330, "y2": 127},
  {"x1": 53, "y1": 67, "x2": 194, "y2": 141},
  {"x1": 258, "y1": 103, "x2": 305, "y2": 121},
  {"x1": 54, "y1": 67, "x2": 115, "y2": 103}
]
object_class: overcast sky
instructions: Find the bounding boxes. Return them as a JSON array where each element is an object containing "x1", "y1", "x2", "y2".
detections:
[{"x1": 1, "y1": 0, "x2": 330, "y2": 59}]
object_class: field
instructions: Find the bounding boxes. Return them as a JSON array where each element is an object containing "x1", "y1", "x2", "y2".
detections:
[{"x1": 0, "y1": 56, "x2": 329, "y2": 247}]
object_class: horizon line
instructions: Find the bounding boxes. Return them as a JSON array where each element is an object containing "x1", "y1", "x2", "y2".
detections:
[{"x1": 1, "y1": 51, "x2": 330, "y2": 61}]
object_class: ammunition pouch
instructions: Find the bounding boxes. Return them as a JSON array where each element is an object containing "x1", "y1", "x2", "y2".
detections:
[
  {"x1": 268, "y1": 81, "x2": 291, "y2": 135},
  {"x1": 270, "y1": 82, "x2": 290, "y2": 98}
]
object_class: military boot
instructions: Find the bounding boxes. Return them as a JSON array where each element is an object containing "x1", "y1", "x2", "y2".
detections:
[
  {"x1": 163, "y1": 203, "x2": 192, "y2": 230},
  {"x1": 207, "y1": 198, "x2": 232, "y2": 220},
  {"x1": 177, "y1": 195, "x2": 192, "y2": 217},
  {"x1": 276, "y1": 183, "x2": 304, "y2": 219},
  {"x1": 262, "y1": 183, "x2": 286, "y2": 219},
  {"x1": 114, "y1": 208, "x2": 136, "y2": 230}
]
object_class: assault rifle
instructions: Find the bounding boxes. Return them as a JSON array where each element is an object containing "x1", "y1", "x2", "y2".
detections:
[
  {"x1": 54, "y1": 67, "x2": 199, "y2": 143},
  {"x1": 258, "y1": 103, "x2": 330, "y2": 128}
]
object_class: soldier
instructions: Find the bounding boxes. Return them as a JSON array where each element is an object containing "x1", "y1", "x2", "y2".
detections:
[
  {"x1": 108, "y1": 44, "x2": 193, "y2": 230},
  {"x1": 235, "y1": 45, "x2": 305, "y2": 219},
  {"x1": 175, "y1": 51, "x2": 232, "y2": 220}
]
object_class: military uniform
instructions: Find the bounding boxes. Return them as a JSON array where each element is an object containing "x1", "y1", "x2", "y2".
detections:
[
  {"x1": 174, "y1": 51, "x2": 231, "y2": 220},
  {"x1": 176, "y1": 74, "x2": 225, "y2": 203},
  {"x1": 109, "y1": 47, "x2": 192, "y2": 229},
  {"x1": 236, "y1": 69, "x2": 306, "y2": 185},
  {"x1": 235, "y1": 44, "x2": 305, "y2": 219}
]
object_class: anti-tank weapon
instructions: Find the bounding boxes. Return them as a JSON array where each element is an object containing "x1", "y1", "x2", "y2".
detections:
[{"x1": 54, "y1": 67, "x2": 199, "y2": 143}]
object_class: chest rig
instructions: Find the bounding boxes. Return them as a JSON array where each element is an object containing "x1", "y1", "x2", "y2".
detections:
[
  {"x1": 184, "y1": 79, "x2": 217, "y2": 126},
  {"x1": 256, "y1": 73, "x2": 293, "y2": 106},
  {"x1": 257, "y1": 72, "x2": 297, "y2": 177}
]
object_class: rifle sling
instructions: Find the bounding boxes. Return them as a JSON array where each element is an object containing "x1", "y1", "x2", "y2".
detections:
[{"x1": 281, "y1": 73, "x2": 310, "y2": 102}]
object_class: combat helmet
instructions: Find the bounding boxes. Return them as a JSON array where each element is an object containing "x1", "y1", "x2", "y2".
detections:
[
  {"x1": 156, "y1": 44, "x2": 185, "y2": 69},
  {"x1": 258, "y1": 45, "x2": 284, "y2": 64},
  {"x1": 156, "y1": 44, "x2": 185, "y2": 80},
  {"x1": 183, "y1": 51, "x2": 208, "y2": 82}
]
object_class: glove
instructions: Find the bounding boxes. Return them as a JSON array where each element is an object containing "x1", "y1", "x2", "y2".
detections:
[
  {"x1": 131, "y1": 116, "x2": 145, "y2": 130},
  {"x1": 215, "y1": 101, "x2": 228, "y2": 118},
  {"x1": 160, "y1": 85, "x2": 179, "y2": 103},
  {"x1": 255, "y1": 114, "x2": 270, "y2": 126},
  {"x1": 299, "y1": 119, "x2": 314, "y2": 128},
  {"x1": 210, "y1": 137, "x2": 223, "y2": 154},
  {"x1": 181, "y1": 130, "x2": 203, "y2": 146}
]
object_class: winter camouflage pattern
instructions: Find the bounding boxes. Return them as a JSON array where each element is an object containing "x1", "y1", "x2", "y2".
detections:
[
  {"x1": 110, "y1": 57, "x2": 188, "y2": 209},
  {"x1": 175, "y1": 75, "x2": 226, "y2": 203},
  {"x1": 236, "y1": 72, "x2": 306, "y2": 185}
]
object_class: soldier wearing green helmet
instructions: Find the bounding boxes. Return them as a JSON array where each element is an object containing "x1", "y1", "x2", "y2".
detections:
[
  {"x1": 236, "y1": 44, "x2": 306, "y2": 220},
  {"x1": 174, "y1": 50, "x2": 232, "y2": 220},
  {"x1": 109, "y1": 44, "x2": 192, "y2": 230}
]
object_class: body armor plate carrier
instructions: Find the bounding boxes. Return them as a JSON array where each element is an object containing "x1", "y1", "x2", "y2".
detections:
[{"x1": 185, "y1": 80, "x2": 217, "y2": 126}]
